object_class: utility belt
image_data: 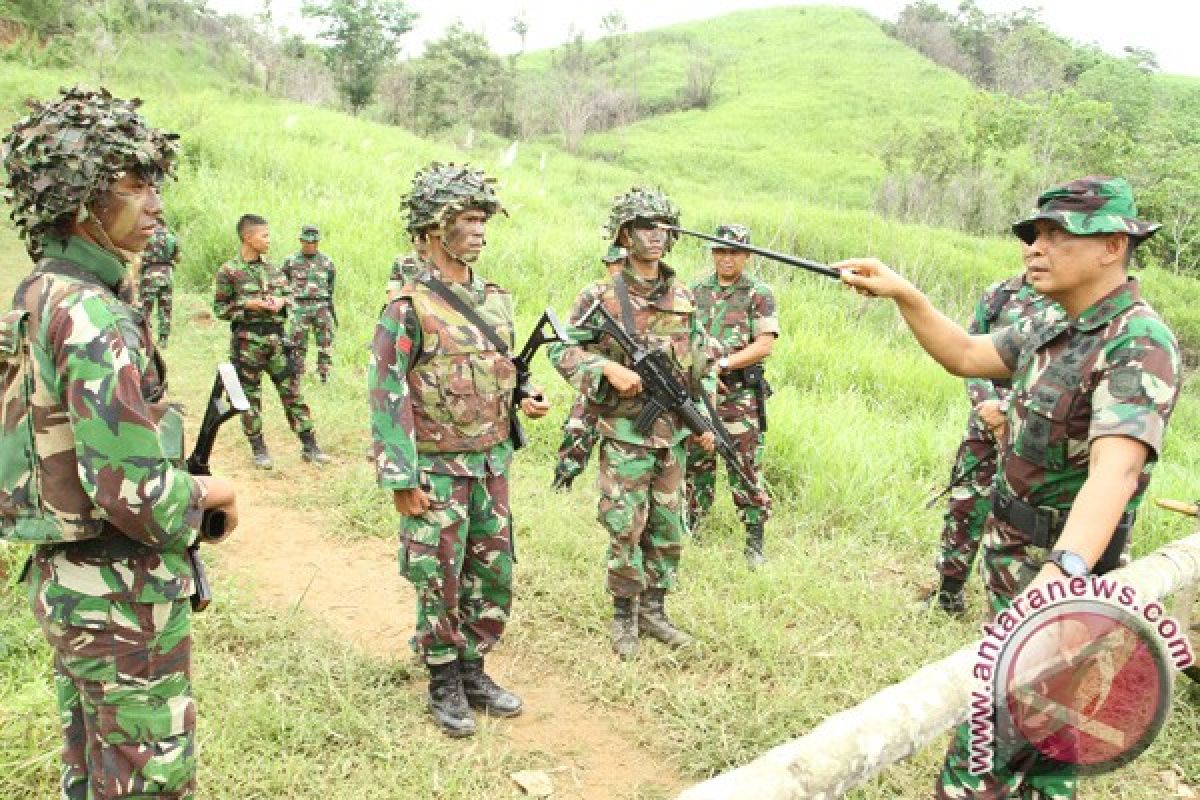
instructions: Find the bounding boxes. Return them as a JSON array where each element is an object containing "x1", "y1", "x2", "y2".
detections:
[
  {"x1": 723, "y1": 364, "x2": 770, "y2": 392},
  {"x1": 233, "y1": 318, "x2": 286, "y2": 336},
  {"x1": 21, "y1": 529, "x2": 159, "y2": 582},
  {"x1": 992, "y1": 489, "x2": 1134, "y2": 574},
  {"x1": 293, "y1": 296, "x2": 329, "y2": 304}
]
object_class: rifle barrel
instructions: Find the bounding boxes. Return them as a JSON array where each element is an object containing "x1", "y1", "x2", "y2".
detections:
[{"x1": 662, "y1": 224, "x2": 841, "y2": 279}]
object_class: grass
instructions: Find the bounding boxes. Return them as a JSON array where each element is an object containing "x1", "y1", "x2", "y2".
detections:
[{"x1": 1, "y1": 6, "x2": 1199, "y2": 798}]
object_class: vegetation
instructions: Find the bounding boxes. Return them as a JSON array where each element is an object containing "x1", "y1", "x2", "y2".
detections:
[{"x1": 1, "y1": 5, "x2": 1198, "y2": 799}]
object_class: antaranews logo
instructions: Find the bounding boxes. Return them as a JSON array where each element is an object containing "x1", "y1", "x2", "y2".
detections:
[{"x1": 969, "y1": 576, "x2": 1195, "y2": 777}]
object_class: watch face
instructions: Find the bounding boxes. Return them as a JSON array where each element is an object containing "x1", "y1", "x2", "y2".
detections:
[{"x1": 1058, "y1": 551, "x2": 1088, "y2": 577}]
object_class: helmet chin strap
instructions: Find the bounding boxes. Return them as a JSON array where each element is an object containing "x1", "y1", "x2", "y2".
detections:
[{"x1": 79, "y1": 208, "x2": 133, "y2": 264}]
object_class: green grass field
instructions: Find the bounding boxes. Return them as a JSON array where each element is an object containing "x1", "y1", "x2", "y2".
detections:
[{"x1": 1, "y1": 6, "x2": 1198, "y2": 798}]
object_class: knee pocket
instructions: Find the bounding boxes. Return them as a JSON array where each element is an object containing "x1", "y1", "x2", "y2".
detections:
[{"x1": 95, "y1": 693, "x2": 195, "y2": 795}]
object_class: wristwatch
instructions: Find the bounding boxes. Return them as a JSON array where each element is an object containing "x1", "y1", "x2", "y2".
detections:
[
  {"x1": 1048, "y1": 549, "x2": 1089, "y2": 578},
  {"x1": 717, "y1": 356, "x2": 730, "y2": 372}
]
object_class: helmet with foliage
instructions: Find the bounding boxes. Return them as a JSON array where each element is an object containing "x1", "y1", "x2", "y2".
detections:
[
  {"x1": 604, "y1": 186, "x2": 681, "y2": 251},
  {"x1": 404, "y1": 161, "x2": 505, "y2": 236},
  {"x1": 2, "y1": 86, "x2": 179, "y2": 259}
]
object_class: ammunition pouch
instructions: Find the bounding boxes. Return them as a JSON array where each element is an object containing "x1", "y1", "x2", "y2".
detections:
[{"x1": 991, "y1": 490, "x2": 1134, "y2": 575}]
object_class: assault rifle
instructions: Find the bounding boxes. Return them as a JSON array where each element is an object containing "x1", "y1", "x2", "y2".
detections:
[
  {"x1": 185, "y1": 363, "x2": 249, "y2": 612},
  {"x1": 510, "y1": 308, "x2": 571, "y2": 450},
  {"x1": 658, "y1": 223, "x2": 841, "y2": 280},
  {"x1": 576, "y1": 301, "x2": 761, "y2": 494}
]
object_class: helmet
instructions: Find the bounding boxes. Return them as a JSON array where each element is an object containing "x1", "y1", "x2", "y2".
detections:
[
  {"x1": 2, "y1": 86, "x2": 179, "y2": 259},
  {"x1": 604, "y1": 186, "x2": 681, "y2": 250},
  {"x1": 403, "y1": 161, "x2": 505, "y2": 236}
]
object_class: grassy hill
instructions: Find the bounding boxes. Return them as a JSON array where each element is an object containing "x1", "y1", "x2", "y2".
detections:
[{"x1": 2, "y1": 6, "x2": 1198, "y2": 798}]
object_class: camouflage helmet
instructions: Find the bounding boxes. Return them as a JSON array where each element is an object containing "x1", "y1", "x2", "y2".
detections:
[
  {"x1": 604, "y1": 186, "x2": 681, "y2": 250},
  {"x1": 710, "y1": 223, "x2": 751, "y2": 249},
  {"x1": 1011, "y1": 176, "x2": 1160, "y2": 245},
  {"x1": 404, "y1": 161, "x2": 505, "y2": 236},
  {"x1": 1, "y1": 86, "x2": 179, "y2": 259},
  {"x1": 299, "y1": 224, "x2": 320, "y2": 242}
]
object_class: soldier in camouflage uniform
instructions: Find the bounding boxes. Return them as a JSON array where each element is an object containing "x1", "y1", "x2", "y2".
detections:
[
  {"x1": 929, "y1": 273, "x2": 1052, "y2": 613},
  {"x1": 549, "y1": 187, "x2": 716, "y2": 660},
  {"x1": 685, "y1": 224, "x2": 778, "y2": 567},
  {"x1": 369, "y1": 162, "x2": 550, "y2": 737},
  {"x1": 138, "y1": 222, "x2": 179, "y2": 346},
  {"x1": 214, "y1": 215, "x2": 330, "y2": 469},
  {"x1": 282, "y1": 225, "x2": 337, "y2": 383},
  {"x1": 550, "y1": 245, "x2": 626, "y2": 491},
  {"x1": 1, "y1": 86, "x2": 239, "y2": 800},
  {"x1": 840, "y1": 176, "x2": 1180, "y2": 799}
]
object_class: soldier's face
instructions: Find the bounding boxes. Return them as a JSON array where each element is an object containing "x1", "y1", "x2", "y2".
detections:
[
  {"x1": 440, "y1": 209, "x2": 488, "y2": 263},
  {"x1": 712, "y1": 247, "x2": 750, "y2": 282},
  {"x1": 1022, "y1": 221, "x2": 1124, "y2": 296},
  {"x1": 242, "y1": 224, "x2": 271, "y2": 256},
  {"x1": 91, "y1": 171, "x2": 162, "y2": 253},
  {"x1": 621, "y1": 219, "x2": 667, "y2": 262},
  {"x1": 301, "y1": 241, "x2": 319, "y2": 255}
]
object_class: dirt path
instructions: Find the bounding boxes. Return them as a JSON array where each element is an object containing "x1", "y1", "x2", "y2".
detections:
[{"x1": 213, "y1": 453, "x2": 685, "y2": 800}]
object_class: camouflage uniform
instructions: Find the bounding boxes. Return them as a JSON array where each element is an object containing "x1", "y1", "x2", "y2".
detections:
[
  {"x1": 2, "y1": 88, "x2": 205, "y2": 799},
  {"x1": 685, "y1": 226, "x2": 779, "y2": 543},
  {"x1": 282, "y1": 228, "x2": 336, "y2": 381},
  {"x1": 934, "y1": 275, "x2": 1051, "y2": 602},
  {"x1": 139, "y1": 224, "x2": 178, "y2": 345},
  {"x1": 213, "y1": 254, "x2": 314, "y2": 439},
  {"x1": 937, "y1": 178, "x2": 1180, "y2": 799},
  {"x1": 387, "y1": 252, "x2": 425, "y2": 297}
]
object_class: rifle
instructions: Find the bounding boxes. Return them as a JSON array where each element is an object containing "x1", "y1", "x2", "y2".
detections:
[
  {"x1": 924, "y1": 456, "x2": 983, "y2": 511},
  {"x1": 185, "y1": 363, "x2": 250, "y2": 612},
  {"x1": 576, "y1": 301, "x2": 762, "y2": 494},
  {"x1": 510, "y1": 308, "x2": 571, "y2": 449},
  {"x1": 659, "y1": 223, "x2": 841, "y2": 280}
]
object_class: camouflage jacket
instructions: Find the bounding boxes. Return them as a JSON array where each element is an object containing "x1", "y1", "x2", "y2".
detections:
[
  {"x1": 549, "y1": 263, "x2": 715, "y2": 449},
  {"x1": 17, "y1": 237, "x2": 203, "y2": 603},
  {"x1": 141, "y1": 226, "x2": 179, "y2": 266},
  {"x1": 993, "y1": 279, "x2": 1180, "y2": 512},
  {"x1": 691, "y1": 270, "x2": 779, "y2": 402},
  {"x1": 387, "y1": 252, "x2": 425, "y2": 297},
  {"x1": 369, "y1": 266, "x2": 515, "y2": 490},
  {"x1": 213, "y1": 253, "x2": 292, "y2": 331},
  {"x1": 282, "y1": 251, "x2": 336, "y2": 303}
]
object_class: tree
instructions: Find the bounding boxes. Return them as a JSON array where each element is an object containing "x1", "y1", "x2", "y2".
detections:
[
  {"x1": 407, "y1": 23, "x2": 514, "y2": 136},
  {"x1": 302, "y1": 0, "x2": 416, "y2": 113}
]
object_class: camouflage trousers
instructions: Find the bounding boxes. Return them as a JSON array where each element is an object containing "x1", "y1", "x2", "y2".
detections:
[
  {"x1": 231, "y1": 330, "x2": 313, "y2": 438},
  {"x1": 936, "y1": 517, "x2": 1077, "y2": 799},
  {"x1": 554, "y1": 394, "x2": 600, "y2": 482},
  {"x1": 597, "y1": 438, "x2": 687, "y2": 598},
  {"x1": 937, "y1": 423, "x2": 997, "y2": 583},
  {"x1": 684, "y1": 394, "x2": 770, "y2": 528},
  {"x1": 30, "y1": 575, "x2": 195, "y2": 799},
  {"x1": 401, "y1": 470, "x2": 513, "y2": 667},
  {"x1": 139, "y1": 270, "x2": 173, "y2": 343},
  {"x1": 290, "y1": 301, "x2": 334, "y2": 379}
]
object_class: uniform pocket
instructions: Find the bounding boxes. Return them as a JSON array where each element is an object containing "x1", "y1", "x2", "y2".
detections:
[{"x1": 1012, "y1": 385, "x2": 1069, "y2": 471}]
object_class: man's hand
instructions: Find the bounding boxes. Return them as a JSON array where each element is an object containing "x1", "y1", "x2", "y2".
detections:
[
  {"x1": 197, "y1": 476, "x2": 239, "y2": 539},
  {"x1": 393, "y1": 487, "x2": 431, "y2": 516},
  {"x1": 603, "y1": 361, "x2": 643, "y2": 398},
  {"x1": 977, "y1": 398, "x2": 1007, "y2": 441},
  {"x1": 245, "y1": 297, "x2": 283, "y2": 313},
  {"x1": 520, "y1": 389, "x2": 550, "y2": 419},
  {"x1": 692, "y1": 431, "x2": 716, "y2": 453},
  {"x1": 835, "y1": 258, "x2": 918, "y2": 300}
]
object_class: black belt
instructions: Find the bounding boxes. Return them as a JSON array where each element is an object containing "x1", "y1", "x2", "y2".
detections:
[
  {"x1": 234, "y1": 319, "x2": 285, "y2": 335},
  {"x1": 40, "y1": 532, "x2": 157, "y2": 561},
  {"x1": 992, "y1": 490, "x2": 1135, "y2": 549},
  {"x1": 293, "y1": 297, "x2": 329, "y2": 304}
]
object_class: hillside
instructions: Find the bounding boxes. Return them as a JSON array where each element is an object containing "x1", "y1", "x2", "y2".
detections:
[{"x1": 1, "y1": 6, "x2": 1198, "y2": 799}]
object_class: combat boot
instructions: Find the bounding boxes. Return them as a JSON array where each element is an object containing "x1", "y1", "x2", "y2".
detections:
[
  {"x1": 638, "y1": 588, "x2": 693, "y2": 648},
  {"x1": 426, "y1": 662, "x2": 475, "y2": 738},
  {"x1": 248, "y1": 435, "x2": 273, "y2": 470},
  {"x1": 157, "y1": 334, "x2": 168, "y2": 348},
  {"x1": 933, "y1": 576, "x2": 967, "y2": 615},
  {"x1": 299, "y1": 431, "x2": 332, "y2": 465},
  {"x1": 550, "y1": 465, "x2": 575, "y2": 492},
  {"x1": 744, "y1": 523, "x2": 765, "y2": 569},
  {"x1": 460, "y1": 658, "x2": 523, "y2": 717},
  {"x1": 611, "y1": 595, "x2": 639, "y2": 660}
]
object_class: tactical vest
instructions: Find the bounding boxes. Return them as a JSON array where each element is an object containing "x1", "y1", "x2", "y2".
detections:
[
  {"x1": 402, "y1": 281, "x2": 517, "y2": 453},
  {"x1": 0, "y1": 259, "x2": 181, "y2": 544}
]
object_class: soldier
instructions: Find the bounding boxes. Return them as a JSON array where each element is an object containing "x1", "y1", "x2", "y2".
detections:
[
  {"x1": 550, "y1": 245, "x2": 626, "y2": 491},
  {"x1": 387, "y1": 233, "x2": 430, "y2": 301},
  {"x1": 138, "y1": 221, "x2": 179, "y2": 346},
  {"x1": 1, "y1": 86, "x2": 239, "y2": 800},
  {"x1": 928, "y1": 272, "x2": 1053, "y2": 613},
  {"x1": 839, "y1": 176, "x2": 1180, "y2": 799},
  {"x1": 213, "y1": 214, "x2": 331, "y2": 469},
  {"x1": 685, "y1": 224, "x2": 778, "y2": 567},
  {"x1": 369, "y1": 162, "x2": 550, "y2": 737},
  {"x1": 282, "y1": 224, "x2": 337, "y2": 383},
  {"x1": 548, "y1": 187, "x2": 716, "y2": 661}
]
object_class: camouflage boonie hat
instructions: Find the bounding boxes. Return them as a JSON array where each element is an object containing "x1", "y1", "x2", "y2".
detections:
[
  {"x1": 404, "y1": 162, "x2": 505, "y2": 235},
  {"x1": 710, "y1": 223, "x2": 751, "y2": 249},
  {"x1": 605, "y1": 186, "x2": 681, "y2": 250},
  {"x1": 1, "y1": 86, "x2": 179, "y2": 259},
  {"x1": 1011, "y1": 176, "x2": 1160, "y2": 245},
  {"x1": 299, "y1": 224, "x2": 320, "y2": 242}
]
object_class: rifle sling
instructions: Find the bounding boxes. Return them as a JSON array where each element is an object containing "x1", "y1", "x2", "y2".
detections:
[
  {"x1": 611, "y1": 274, "x2": 640, "y2": 342},
  {"x1": 418, "y1": 274, "x2": 511, "y2": 356}
]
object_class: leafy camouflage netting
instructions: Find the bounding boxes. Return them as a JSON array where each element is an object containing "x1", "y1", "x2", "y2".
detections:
[
  {"x1": 404, "y1": 161, "x2": 505, "y2": 234},
  {"x1": 605, "y1": 186, "x2": 681, "y2": 250}
]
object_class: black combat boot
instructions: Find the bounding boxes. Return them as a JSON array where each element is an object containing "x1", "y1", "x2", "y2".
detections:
[
  {"x1": 744, "y1": 523, "x2": 765, "y2": 569},
  {"x1": 460, "y1": 658, "x2": 523, "y2": 717},
  {"x1": 157, "y1": 334, "x2": 168, "y2": 348},
  {"x1": 550, "y1": 465, "x2": 575, "y2": 492},
  {"x1": 427, "y1": 661, "x2": 475, "y2": 737},
  {"x1": 611, "y1": 595, "x2": 639, "y2": 660},
  {"x1": 637, "y1": 588, "x2": 693, "y2": 647},
  {"x1": 931, "y1": 575, "x2": 967, "y2": 615},
  {"x1": 248, "y1": 435, "x2": 273, "y2": 470},
  {"x1": 299, "y1": 430, "x2": 332, "y2": 465}
]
